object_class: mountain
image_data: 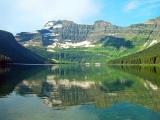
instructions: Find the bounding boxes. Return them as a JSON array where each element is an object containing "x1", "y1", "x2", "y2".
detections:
[
  {"x1": 0, "y1": 30, "x2": 46, "y2": 64},
  {"x1": 16, "y1": 17, "x2": 160, "y2": 48},
  {"x1": 109, "y1": 42, "x2": 160, "y2": 64},
  {"x1": 16, "y1": 20, "x2": 93, "y2": 47},
  {"x1": 15, "y1": 16, "x2": 160, "y2": 63}
]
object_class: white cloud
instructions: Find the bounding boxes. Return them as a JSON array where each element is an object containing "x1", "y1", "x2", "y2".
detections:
[
  {"x1": 124, "y1": 0, "x2": 160, "y2": 12},
  {"x1": 124, "y1": 1, "x2": 139, "y2": 11},
  {"x1": 18, "y1": 0, "x2": 101, "y2": 21},
  {"x1": 0, "y1": 0, "x2": 102, "y2": 34}
]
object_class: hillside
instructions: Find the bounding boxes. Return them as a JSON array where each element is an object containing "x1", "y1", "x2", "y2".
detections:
[
  {"x1": 109, "y1": 42, "x2": 160, "y2": 64},
  {"x1": 15, "y1": 16, "x2": 160, "y2": 63},
  {"x1": 0, "y1": 30, "x2": 46, "y2": 64}
]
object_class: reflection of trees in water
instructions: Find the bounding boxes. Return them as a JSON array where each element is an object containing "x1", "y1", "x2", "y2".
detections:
[
  {"x1": 0, "y1": 67, "x2": 10, "y2": 74},
  {"x1": 14, "y1": 75, "x2": 160, "y2": 112},
  {"x1": 0, "y1": 54, "x2": 12, "y2": 66},
  {"x1": 0, "y1": 66, "x2": 46, "y2": 96},
  {"x1": 94, "y1": 90, "x2": 160, "y2": 112},
  {"x1": 40, "y1": 78, "x2": 96, "y2": 108},
  {"x1": 111, "y1": 65, "x2": 160, "y2": 87},
  {"x1": 1, "y1": 65, "x2": 160, "y2": 112},
  {"x1": 100, "y1": 79, "x2": 133, "y2": 92}
]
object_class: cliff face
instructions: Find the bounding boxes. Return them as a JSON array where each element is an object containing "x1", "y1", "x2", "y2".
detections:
[
  {"x1": 0, "y1": 30, "x2": 46, "y2": 64},
  {"x1": 16, "y1": 16, "x2": 160, "y2": 48},
  {"x1": 44, "y1": 20, "x2": 93, "y2": 41},
  {"x1": 16, "y1": 20, "x2": 94, "y2": 46},
  {"x1": 15, "y1": 32, "x2": 42, "y2": 46},
  {"x1": 143, "y1": 17, "x2": 160, "y2": 47}
]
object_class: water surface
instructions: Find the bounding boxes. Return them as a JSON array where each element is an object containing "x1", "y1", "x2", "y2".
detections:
[{"x1": 0, "y1": 64, "x2": 160, "y2": 120}]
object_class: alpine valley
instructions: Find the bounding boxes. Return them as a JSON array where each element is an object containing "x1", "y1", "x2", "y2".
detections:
[{"x1": 15, "y1": 16, "x2": 160, "y2": 64}]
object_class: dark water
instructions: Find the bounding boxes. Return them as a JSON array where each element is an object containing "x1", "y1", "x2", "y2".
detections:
[{"x1": 0, "y1": 64, "x2": 160, "y2": 120}]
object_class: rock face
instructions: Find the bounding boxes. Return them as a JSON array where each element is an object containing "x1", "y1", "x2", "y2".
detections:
[
  {"x1": 100, "y1": 36, "x2": 133, "y2": 49},
  {"x1": 143, "y1": 17, "x2": 160, "y2": 47},
  {"x1": 0, "y1": 30, "x2": 46, "y2": 64},
  {"x1": 16, "y1": 20, "x2": 94, "y2": 46},
  {"x1": 44, "y1": 20, "x2": 93, "y2": 41},
  {"x1": 15, "y1": 31, "x2": 42, "y2": 46},
  {"x1": 16, "y1": 16, "x2": 160, "y2": 48}
]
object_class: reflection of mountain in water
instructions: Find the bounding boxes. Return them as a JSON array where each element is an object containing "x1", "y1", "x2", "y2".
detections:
[
  {"x1": 41, "y1": 78, "x2": 95, "y2": 108},
  {"x1": 1, "y1": 65, "x2": 160, "y2": 112},
  {"x1": 0, "y1": 66, "x2": 47, "y2": 96},
  {"x1": 111, "y1": 65, "x2": 160, "y2": 89}
]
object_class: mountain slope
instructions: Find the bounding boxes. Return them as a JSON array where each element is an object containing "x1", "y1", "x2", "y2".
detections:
[
  {"x1": 0, "y1": 30, "x2": 46, "y2": 64},
  {"x1": 109, "y1": 42, "x2": 160, "y2": 64},
  {"x1": 16, "y1": 17, "x2": 160, "y2": 48},
  {"x1": 14, "y1": 16, "x2": 160, "y2": 63}
]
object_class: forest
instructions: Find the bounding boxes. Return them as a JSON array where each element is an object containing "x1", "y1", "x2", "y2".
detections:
[{"x1": 109, "y1": 42, "x2": 160, "y2": 64}]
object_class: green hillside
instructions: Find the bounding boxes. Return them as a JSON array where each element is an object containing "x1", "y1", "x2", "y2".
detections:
[
  {"x1": 19, "y1": 16, "x2": 160, "y2": 64},
  {"x1": 109, "y1": 42, "x2": 160, "y2": 64},
  {"x1": 0, "y1": 30, "x2": 46, "y2": 64}
]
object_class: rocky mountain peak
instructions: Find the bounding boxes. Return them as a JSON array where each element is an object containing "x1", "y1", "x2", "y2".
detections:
[
  {"x1": 156, "y1": 16, "x2": 160, "y2": 19},
  {"x1": 145, "y1": 16, "x2": 160, "y2": 25},
  {"x1": 94, "y1": 20, "x2": 112, "y2": 27},
  {"x1": 145, "y1": 19, "x2": 155, "y2": 25},
  {"x1": 44, "y1": 20, "x2": 75, "y2": 29},
  {"x1": 16, "y1": 16, "x2": 160, "y2": 49}
]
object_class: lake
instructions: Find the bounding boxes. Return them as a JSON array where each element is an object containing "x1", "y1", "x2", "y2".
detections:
[{"x1": 0, "y1": 64, "x2": 160, "y2": 120}]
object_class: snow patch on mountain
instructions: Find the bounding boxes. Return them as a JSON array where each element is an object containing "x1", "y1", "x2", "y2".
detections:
[
  {"x1": 149, "y1": 40, "x2": 158, "y2": 46},
  {"x1": 144, "y1": 40, "x2": 158, "y2": 47},
  {"x1": 44, "y1": 21, "x2": 55, "y2": 29},
  {"x1": 44, "y1": 21, "x2": 63, "y2": 29},
  {"x1": 47, "y1": 40, "x2": 95, "y2": 50},
  {"x1": 53, "y1": 24, "x2": 63, "y2": 29},
  {"x1": 47, "y1": 49, "x2": 55, "y2": 52}
]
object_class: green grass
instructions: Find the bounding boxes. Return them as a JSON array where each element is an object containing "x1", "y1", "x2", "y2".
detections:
[
  {"x1": 27, "y1": 45, "x2": 138, "y2": 63},
  {"x1": 109, "y1": 42, "x2": 160, "y2": 64},
  {"x1": 26, "y1": 34, "x2": 153, "y2": 64}
]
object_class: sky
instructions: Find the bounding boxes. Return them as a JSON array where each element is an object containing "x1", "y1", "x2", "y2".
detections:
[{"x1": 0, "y1": 0, "x2": 160, "y2": 34}]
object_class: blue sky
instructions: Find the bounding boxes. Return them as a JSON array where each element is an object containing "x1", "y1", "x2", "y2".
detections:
[{"x1": 0, "y1": 0, "x2": 160, "y2": 34}]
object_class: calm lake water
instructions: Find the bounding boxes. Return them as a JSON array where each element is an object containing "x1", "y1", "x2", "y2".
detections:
[{"x1": 0, "y1": 64, "x2": 160, "y2": 120}]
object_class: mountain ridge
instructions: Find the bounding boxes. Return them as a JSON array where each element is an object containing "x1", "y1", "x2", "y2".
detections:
[
  {"x1": 14, "y1": 16, "x2": 160, "y2": 63},
  {"x1": 16, "y1": 16, "x2": 160, "y2": 48},
  {"x1": 0, "y1": 30, "x2": 47, "y2": 64}
]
